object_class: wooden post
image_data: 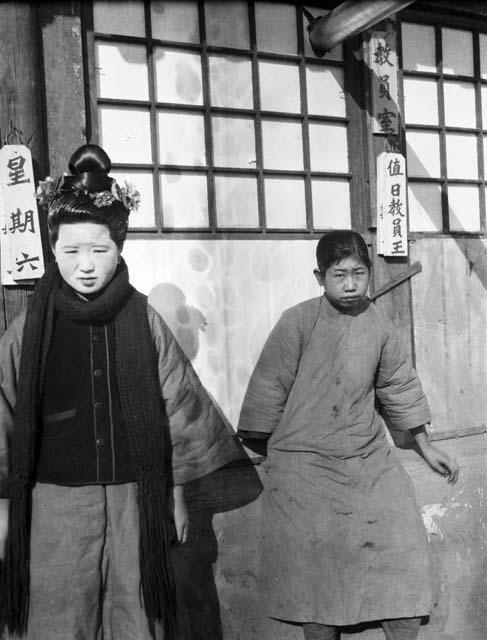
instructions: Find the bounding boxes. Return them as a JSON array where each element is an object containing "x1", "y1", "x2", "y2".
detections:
[
  {"x1": 38, "y1": 2, "x2": 87, "y2": 177},
  {"x1": 0, "y1": 3, "x2": 48, "y2": 330}
]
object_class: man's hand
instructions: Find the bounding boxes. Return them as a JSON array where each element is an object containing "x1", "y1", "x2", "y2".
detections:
[{"x1": 412, "y1": 425, "x2": 459, "y2": 483}]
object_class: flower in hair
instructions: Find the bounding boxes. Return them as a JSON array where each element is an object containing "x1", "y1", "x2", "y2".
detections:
[
  {"x1": 111, "y1": 180, "x2": 141, "y2": 213},
  {"x1": 89, "y1": 190, "x2": 116, "y2": 208},
  {"x1": 35, "y1": 176, "x2": 63, "y2": 208}
]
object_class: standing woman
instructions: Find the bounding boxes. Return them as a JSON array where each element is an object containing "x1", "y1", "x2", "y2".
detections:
[
  {"x1": 238, "y1": 230, "x2": 458, "y2": 640},
  {"x1": 0, "y1": 144, "x2": 238, "y2": 639}
]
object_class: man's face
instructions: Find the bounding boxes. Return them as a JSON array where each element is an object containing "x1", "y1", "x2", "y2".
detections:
[
  {"x1": 53, "y1": 222, "x2": 120, "y2": 295},
  {"x1": 314, "y1": 256, "x2": 370, "y2": 309}
]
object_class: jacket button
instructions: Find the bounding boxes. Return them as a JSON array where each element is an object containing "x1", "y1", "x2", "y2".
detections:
[
  {"x1": 94, "y1": 401, "x2": 103, "y2": 409},
  {"x1": 93, "y1": 333, "x2": 101, "y2": 343},
  {"x1": 93, "y1": 369, "x2": 102, "y2": 377},
  {"x1": 96, "y1": 438, "x2": 105, "y2": 447}
]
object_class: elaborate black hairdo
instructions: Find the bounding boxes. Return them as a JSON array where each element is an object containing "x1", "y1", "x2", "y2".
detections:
[
  {"x1": 316, "y1": 230, "x2": 371, "y2": 274},
  {"x1": 47, "y1": 144, "x2": 129, "y2": 248}
]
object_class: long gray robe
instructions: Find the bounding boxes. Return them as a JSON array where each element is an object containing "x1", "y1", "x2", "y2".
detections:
[{"x1": 238, "y1": 295, "x2": 431, "y2": 626}]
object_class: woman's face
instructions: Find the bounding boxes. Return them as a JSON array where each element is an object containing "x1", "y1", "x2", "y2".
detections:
[
  {"x1": 315, "y1": 256, "x2": 370, "y2": 309},
  {"x1": 52, "y1": 222, "x2": 120, "y2": 295}
]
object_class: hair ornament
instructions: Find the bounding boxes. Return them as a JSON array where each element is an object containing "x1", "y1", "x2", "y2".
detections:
[
  {"x1": 111, "y1": 179, "x2": 141, "y2": 213},
  {"x1": 90, "y1": 191, "x2": 116, "y2": 208},
  {"x1": 36, "y1": 173, "x2": 141, "y2": 213},
  {"x1": 35, "y1": 174, "x2": 67, "y2": 208}
]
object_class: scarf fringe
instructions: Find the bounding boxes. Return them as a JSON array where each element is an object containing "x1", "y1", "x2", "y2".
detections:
[
  {"x1": 0, "y1": 482, "x2": 31, "y2": 635},
  {"x1": 138, "y1": 490, "x2": 177, "y2": 639}
]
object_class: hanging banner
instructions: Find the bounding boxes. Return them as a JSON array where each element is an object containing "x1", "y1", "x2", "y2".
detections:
[
  {"x1": 376, "y1": 151, "x2": 408, "y2": 257},
  {"x1": 0, "y1": 145, "x2": 45, "y2": 283},
  {"x1": 370, "y1": 18, "x2": 399, "y2": 135}
]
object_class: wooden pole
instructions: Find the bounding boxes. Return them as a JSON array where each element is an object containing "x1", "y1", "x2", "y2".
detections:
[
  {"x1": 0, "y1": 3, "x2": 47, "y2": 330},
  {"x1": 307, "y1": 0, "x2": 416, "y2": 55}
]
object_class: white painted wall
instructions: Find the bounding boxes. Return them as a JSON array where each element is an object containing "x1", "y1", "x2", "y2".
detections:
[{"x1": 123, "y1": 238, "x2": 320, "y2": 428}]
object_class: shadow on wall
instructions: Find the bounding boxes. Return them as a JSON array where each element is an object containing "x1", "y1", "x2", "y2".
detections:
[
  {"x1": 172, "y1": 454, "x2": 263, "y2": 640},
  {"x1": 149, "y1": 282, "x2": 263, "y2": 638},
  {"x1": 149, "y1": 282, "x2": 208, "y2": 362}
]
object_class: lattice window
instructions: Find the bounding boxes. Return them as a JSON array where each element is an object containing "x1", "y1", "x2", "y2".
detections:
[
  {"x1": 88, "y1": 1, "x2": 359, "y2": 235},
  {"x1": 401, "y1": 17, "x2": 487, "y2": 234}
]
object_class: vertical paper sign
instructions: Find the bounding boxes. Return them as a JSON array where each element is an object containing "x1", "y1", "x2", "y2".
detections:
[
  {"x1": 370, "y1": 18, "x2": 399, "y2": 135},
  {"x1": 376, "y1": 152, "x2": 408, "y2": 257},
  {"x1": 0, "y1": 145, "x2": 45, "y2": 283}
]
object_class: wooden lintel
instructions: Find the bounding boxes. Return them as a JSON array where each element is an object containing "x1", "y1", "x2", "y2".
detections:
[{"x1": 307, "y1": 0, "x2": 416, "y2": 55}]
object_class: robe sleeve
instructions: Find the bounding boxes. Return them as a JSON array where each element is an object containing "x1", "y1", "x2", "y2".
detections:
[
  {"x1": 0, "y1": 313, "x2": 25, "y2": 499},
  {"x1": 375, "y1": 317, "x2": 431, "y2": 432},
  {"x1": 238, "y1": 307, "x2": 303, "y2": 437},
  {"x1": 147, "y1": 304, "x2": 240, "y2": 484}
]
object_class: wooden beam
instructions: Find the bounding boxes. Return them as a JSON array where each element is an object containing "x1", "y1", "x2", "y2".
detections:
[
  {"x1": 38, "y1": 2, "x2": 87, "y2": 177},
  {"x1": 307, "y1": 0, "x2": 416, "y2": 55}
]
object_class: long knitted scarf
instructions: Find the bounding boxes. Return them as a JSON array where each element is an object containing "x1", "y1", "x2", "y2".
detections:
[{"x1": 0, "y1": 260, "x2": 177, "y2": 638}]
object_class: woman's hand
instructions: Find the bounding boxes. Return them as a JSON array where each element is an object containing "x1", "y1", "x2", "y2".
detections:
[
  {"x1": 412, "y1": 425, "x2": 459, "y2": 483},
  {"x1": 0, "y1": 499, "x2": 9, "y2": 559},
  {"x1": 172, "y1": 485, "x2": 189, "y2": 544}
]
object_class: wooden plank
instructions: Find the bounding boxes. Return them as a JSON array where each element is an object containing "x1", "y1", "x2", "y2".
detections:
[
  {"x1": 411, "y1": 237, "x2": 487, "y2": 439},
  {"x1": 38, "y1": 2, "x2": 86, "y2": 177},
  {"x1": 442, "y1": 238, "x2": 477, "y2": 430},
  {"x1": 410, "y1": 238, "x2": 449, "y2": 434},
  {"x1": 0, "y1": 3, "x2": 47, "y2": 332},
  {"x1": 462, "y1": 238, "x2": 487, "y2": 430}
]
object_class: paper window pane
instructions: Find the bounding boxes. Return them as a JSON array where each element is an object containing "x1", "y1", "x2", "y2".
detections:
[
  {"x1": 205, "y1": 1, "x2": 250, "y2": 49},
  {"x1": 403, "y1": 78, "x2": 438, "y2": 125},
  {"x1": 406, "y1": 131, "x2": 441, "y2": 178},
  {"x1": 444, "y1": 81, "x2": 476, "y2": 129},
  {"x1": 209, "y1": 55, "x2": 253, "y2": 109},
  {"x1": 480, "y1": 34, "x2": 487, "y2": 80},
  {"x1": 407, "y1": 183, "x2": 442, "y2": 232},
  {"x1": 111, "y1": 171, "x2": 155, "y2": 228},
  {"x1": 306, "y1": 66, "x2": 346, "y2": 117},
  {"x1": 212, "y1": 116, "x2": 256, "y2": 168},
  {"x1": 449, "y1": 185, "x2": 480, "y2": 232},
  {"x1": 95, "y1": 43, "x2": 148, "y2": 101},
  {"x1": 482, "y1": 86, "x2": 487, "y2": 128},
  {"x1": 215, "y1": 176, "x2": 258, "y2": 227},
  {"x1": 155, "y1": 49, "x2": 202, "y2": 105},
  {"x1": 446, "y1": 133, "x2": 478, "y2": 179},
  {"x1": 160, "y1": 173, "x2": 208, "y2": 227},
  {"x1": 483, "y1": 139, "x2": 487, "y2": 178},
  {"x1": 265, "y1": 178, "x2": 306, "y2": 229},
  {"x1": 401, "y1": 23, "x2": 436, "y2": 72},
  {"x1": 262, "y1": 120, "x2": 303, "y2": 170},
  {"x1": 158, "y1": 111, "x2": 206, "y2": 165},
  {"x1": 443, "y1": 28, "x2": 473, "y2": 77},
  {"x1": 303, "y1": 7, "x2": 343, "y2": 60},
  {"x1": 151, "y1": 1, "x2": 199, "y2": 43},
  {"x1": 99, "y1": 107, "x2": 151, "y2": 163},
  {"x1": 94, "y1": 1, "x2": 145, "y2": 37},
  {"x1": 309, "y1": 123, "x2": 348, "y2": 173},
  {"x1": 259, "y1": 61, "x2": 300, "y2": 113},
  {"x1": 255, "y1": 2, "x2": 297, "y2": 55},
  {"x1": 312, "y1": 179, "x2": 351, "y2": 229}
]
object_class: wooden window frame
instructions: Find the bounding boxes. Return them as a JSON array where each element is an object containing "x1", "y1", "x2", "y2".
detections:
[
  {"x1": 399, "y1": 6, "x2": 487, "y2": 238},
  {"x1": 82, "y1": 0, "x2": 369, "y2": 239}
]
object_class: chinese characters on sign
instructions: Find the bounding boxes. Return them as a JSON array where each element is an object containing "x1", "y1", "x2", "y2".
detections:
[
  {"x1": 377, "y1": 152, "x2": 408, "y2": 257},
  {"x1": 370, "y1": 19, "x2": 399, "y2": 135},
  {"x1": 0, "y1": 145, "x2": 45, "y2": 284}
]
